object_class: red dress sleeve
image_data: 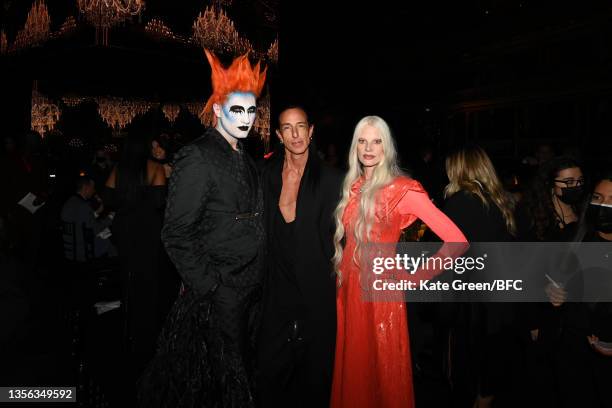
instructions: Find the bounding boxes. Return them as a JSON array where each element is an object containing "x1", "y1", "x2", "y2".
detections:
[
  {"x1": 393, "y1": 177, "x2": 468, "y2": 281},
  {"x1": 392, "y1": 177, "x2": 467, "y2": 242}
]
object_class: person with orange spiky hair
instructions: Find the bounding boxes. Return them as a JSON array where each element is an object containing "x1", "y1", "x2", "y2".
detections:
[{"x1": 138, "y1": 50, "x2": 266, "y2": 408}]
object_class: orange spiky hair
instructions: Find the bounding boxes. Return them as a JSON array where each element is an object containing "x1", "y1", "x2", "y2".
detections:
[{"x1": 203, "y1": 49, "x2": 267, "y2": 126}]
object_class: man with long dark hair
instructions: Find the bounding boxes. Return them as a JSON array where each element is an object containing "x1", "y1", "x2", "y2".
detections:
[{"x1": 257, "y1": 106, "x2": 342, "y2": 407}]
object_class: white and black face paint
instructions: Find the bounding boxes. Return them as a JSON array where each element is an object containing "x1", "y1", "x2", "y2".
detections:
[{"x1": 215, "y1": 92, "x2": 257, "y2": 139}]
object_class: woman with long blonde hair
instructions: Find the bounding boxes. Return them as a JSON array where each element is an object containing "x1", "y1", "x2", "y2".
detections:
[
  {"x1": 442, "y1": 145, "x2": 516, "y2": 408},
  {"x1": 330, "y1": 116, "x2": 467, "y2": 408}
]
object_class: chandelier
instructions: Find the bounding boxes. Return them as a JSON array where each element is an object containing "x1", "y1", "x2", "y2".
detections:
[
  {"x1": 162, "y1": 104, "x2": 180, "y2": 124},
  {"x1": 78, "y1": 0, "x2": 145, "y2": 45},
  {"x1": 62, "y1": 95, "x2": 88, "y2": 107},
  {"x1": 0, "y1": 31, "x2": 6, "y2": 55},
  {"x1": 266, "y1": 38, "x2": 278, "y2": 64},
  {"x1": 97, "y1": 97, "x2": 151, "y2": 135},
  {"x1": 254, "y1": 91, "x2": 271, "y2": 151},
  {"x1": 31, "y1": 90, "x2": 61, "y2": 138},
  {"x1": 11, "y1": 0, "x2": 51, "y2": 52},
  {"x1": 55, "y1": 16, "x2": 77, "y2": 39},
  {"x1": 192, "y1": 5, "x2": 253, "y2": 56},
  {"x1": 68, "y1": 138, "x2": 85, "y2": 149},
  {"x1": 185, "y1": 101, "x2": 205, "y2": 119},
  {"x1": 145, "y1": 18, "x2": 177, "y2": 41}
]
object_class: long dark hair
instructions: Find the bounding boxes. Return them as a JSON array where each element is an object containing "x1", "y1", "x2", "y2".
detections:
[
  {"x1": 152, "y1": 132, "x2": 182, "y2": 162},
  {"x1": 116, "y1": 134, "x2": 149, "y2": 201},
  {"x1": 522, "y1": 156, "x2": 584, "y2": 240},
  {"x1": 573, "y1": 168, "x2": 612, "y2": 242}
]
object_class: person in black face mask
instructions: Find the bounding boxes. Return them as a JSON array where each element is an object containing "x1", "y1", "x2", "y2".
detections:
[
  {"x1": 551, "y1": 162, "x2": 585, "y2": 228},
  {"x1": 514, "y1": 156, "x2": 587, "y2": 406},
  {"x1": 585, "y1": 179, "x2": 612, "y2": 236},
  {"x1": 517, "y1": 156, "x2": 585, "y2": 242},
  {"x1": 542, "y1": 170, "x2": 612, "y2": 407}
]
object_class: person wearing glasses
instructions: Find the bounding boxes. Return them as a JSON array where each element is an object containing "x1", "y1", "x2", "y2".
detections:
[
  {"x1": 542, "y1": 169, "x2": 612, "y2": 407},
  {"x1": 515, "y1": 156, "x2": 587, "y2": 406},
  {"x1": 518, "y1": 156, "x2": 586, "y2": 242}
]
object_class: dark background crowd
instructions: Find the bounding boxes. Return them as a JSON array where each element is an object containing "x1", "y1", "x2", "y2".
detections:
[{"x1": 2, "y1": 0, "x2": 612, "y2": 407}]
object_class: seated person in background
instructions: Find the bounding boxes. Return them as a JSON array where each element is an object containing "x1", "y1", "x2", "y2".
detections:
[{"x1": 60, "y1": 176, "x2": 115, "y2": 262}]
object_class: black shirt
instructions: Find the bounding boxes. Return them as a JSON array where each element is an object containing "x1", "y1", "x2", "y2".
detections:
[{"x1": 269, "y1": 208, "x2": 305, "y2": 319}]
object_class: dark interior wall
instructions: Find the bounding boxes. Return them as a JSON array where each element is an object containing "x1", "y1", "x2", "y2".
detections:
[{"x1": 1, "y1": 78, "x2": 31, "y2": 142}]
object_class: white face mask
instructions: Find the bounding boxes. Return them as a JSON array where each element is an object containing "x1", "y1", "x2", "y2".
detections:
[{"x1": 215, "y1": 92, "x2": 257, "y2": 139}]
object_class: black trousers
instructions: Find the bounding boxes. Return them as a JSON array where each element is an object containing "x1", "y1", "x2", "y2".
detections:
[{"x1": 257, "y1": 315, "x2": 333, "y2": 408}]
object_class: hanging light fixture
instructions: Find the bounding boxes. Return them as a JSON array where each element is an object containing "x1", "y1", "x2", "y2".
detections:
[
  {"x1": 192, "y1": 5, "x2": 253, "y2": 56},
  {"x1": 55, "y1": 16, "x2": 77, "y2": 38},
  {"x1": 266, "y1": 38, "x2": 278, "y2": 64},
  {"x1": 68, "y1": 138, "x2": 85, "y2": 149},
  {"x1": 145, "y1": 18, "x2": 176, "y2": 41},
  {"x1": 11, "y1": 0, "x2": 51, "y2": 52},
  {"x1": 96, "y1": 97, "x2": 151, "y2": 135},
  {"x1": 31, "y1": 89, "x2": 61, "y2": 138},
  {"x1": 0, "y1": 31, "x2": 7, "y2": 54},
  {"x1": 185, "y1": 101, "x2": 205, "y2": 119},
  {"x1": 162, "y1": 104, "x2": 180, "y2": 124},
  {"x1": 62, "y1": 95, "x2": 87, "y2": 107},
  {"x1": 254, "y1": 91, "x2": 271, "y2": 152},
  {"x1": 78, "y1": 0, "x2": 145, "y2": 46}
]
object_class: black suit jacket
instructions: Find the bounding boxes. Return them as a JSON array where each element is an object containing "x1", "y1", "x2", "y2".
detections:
[
  {"x1": 261, "y1": 150, "x2": 342, "y2": 324},
  {"x1": 162, "y1": 128, "x2": 264, "y2": 297},
  {"x1": 259, "y1": 149, "x2": 342, "y2": 403}
]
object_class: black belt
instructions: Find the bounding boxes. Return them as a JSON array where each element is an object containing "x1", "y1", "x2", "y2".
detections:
[
  {"x1": 206, "y1": 208, "x2": 260, "y2": 220},
  {"x1": 235, "y1": 211, "x2": 260, "y2": 220}
]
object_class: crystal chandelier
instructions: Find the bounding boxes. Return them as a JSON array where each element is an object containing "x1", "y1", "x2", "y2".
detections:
[
  {"x1": 68, "y1": 138, "x2": 85, "y2": 149},
  {"x1": 97, "y1": 97, "x2": 151, "y2": 135},
  {"x1": 78, "y1": 0, "x2": 145, "y2": 45},
  {"x1": 192, "y1": 5, "x2": 253, "y2": 56},
  {"x1": 0, "y1": 31, "x2": 7, "y2": 55},
  {"x1": 62, "y1": 95, "x2": 87, "y2": 107},
  {"x1": 185, "y1": 101, "x2": 205, "y2": 120},
  {"x1": 31, "y1": 89, "x2": 61, "y2": 137},
  {"x1": 162, "y1": 104, "x2": 180, "y2": 124},
  {"x1": 55, "y1": 16, "x2": 77, "y2": 39},
  {"x1": 11, "y1": 0, "x2": 51, "y2": 52},
  {"x1": 254, "y1": 91, "x2": 271, "y2": 151},
  {"x1": 145, "y1": 18, "x2": 176, "y2": 41},
  {"x1": 266, "y1": 38, "x2": 278, "y2": 64}
]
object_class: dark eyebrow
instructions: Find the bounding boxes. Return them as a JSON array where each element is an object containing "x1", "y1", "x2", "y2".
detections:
[{"x1": 280, "y1": 121, "x2": 308, "y2": 126}]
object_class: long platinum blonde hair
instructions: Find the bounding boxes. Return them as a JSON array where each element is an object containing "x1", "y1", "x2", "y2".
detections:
[{"x1": 332, "y1": 116, "x2": 403, "y2": 282}]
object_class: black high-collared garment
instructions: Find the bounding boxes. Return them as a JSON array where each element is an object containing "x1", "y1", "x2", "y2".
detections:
[
  {"x1": 162, "y1": 127, "x2": 264, "y2": 295},
  {"x1": 139, "y1": 128, "x2": 264, "y2": 408}
]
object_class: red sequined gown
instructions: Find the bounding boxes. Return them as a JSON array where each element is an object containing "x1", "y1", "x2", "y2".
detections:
[{"x1": 331, "y1": 176, "x2": 467, "y2": 408}]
